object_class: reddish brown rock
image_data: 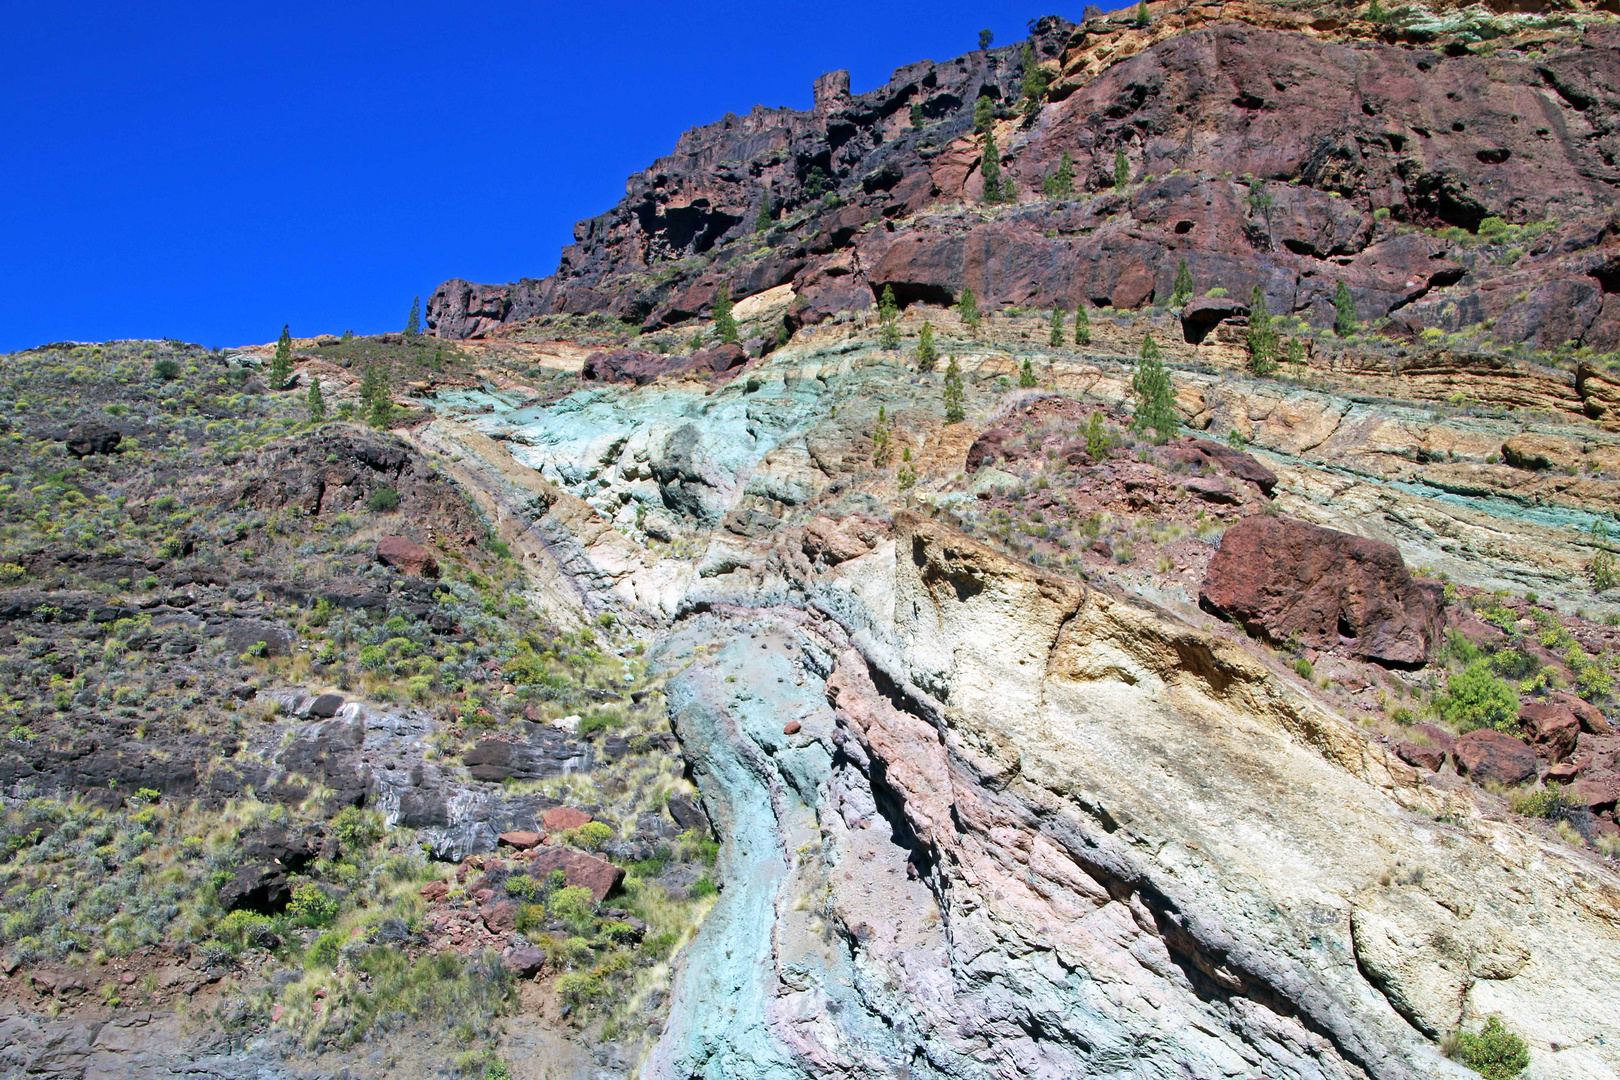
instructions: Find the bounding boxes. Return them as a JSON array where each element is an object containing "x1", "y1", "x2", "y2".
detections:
[
  {"x1": 1454, "y1": 729, "x2": 1539, "y2": 786},
  {"x1": 1567, "y1": 779, "x2": 1620, "y2": 812},
  {"x1": 1199, "y1": 516, "x2": 1443, "y2": 667},
  {"x1": 529, "y1": 847, "x2": 624, "y2": 903},
  {"x1": 1549, "y1": 691, "x2": 1614, "y2": 736},
  {"x1": 1184, "y1": 476, "x2": 1240, "y2": 505},
  {"x1": 498, "y1": 830, "x2": 542, "y2": 851},
  {"x1": 419, "y1": 880, "x2": 449, "y2": 902},
  {"x1": 1546, "y1": 759, "x2": 1585, "y2": 784},
  {"x1": 801, "y1": 515, "x2": 885, "y2": 565},
  {"x1": 542, "y1": 807, "x2": 593, "y2": 832},
  {"x1": 1413, "y1": 724, "x2": 1456, "y2": 756},
  {"x1": 783, "y1": 720, "x2": 802, "y2": 735},
  {"x1": 482, "y1": 900, "x2": 519, "y2": 934},
  {"x1": 1520, "y1": 700, "x2": 1582, "y2": 763},
  {"x1": 503, "y1": 946, "x2": 546, "y2": 978},
  {"x1": 376, "y1": 535, "x2": 438, "y2": 578},
  {"x1": 1394, "y1": 742, "x2": 1444, "y2": 772}
]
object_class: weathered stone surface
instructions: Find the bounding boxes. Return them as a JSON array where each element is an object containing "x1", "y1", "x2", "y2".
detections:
[
  {"x1": 503, "y1": 946, "x2": 546, "y2": 978},
  {"x1": 498, "y1": 830, "x2": 542, "y2": 850},
  {"x1": 1454, "y1": 729, "x2": 1539, "y2": 786},
  {"x1": 1520, "y1": 699, "x2": 1582, "y2": 763},
  {"x1": 307, "y1": 693, "x2": 344, "y2": 718},
  {"x1": 1550, "y1": 690, "x2": 1614, "y2": 735},
  {"x1": 541, "y1": 807, "x2": 592, "y2": 832},
  {"x1": 528, "y1": 847, "x2": 623, "y2": 903},
  {"x1": 221, "y1": 618, "x2": 292, "y2": 658},
  {"x1": 1502, "y1": 433, "x2": 1583, "y2": 471},
  {"x1": 376, "y1": 535, "x2": 438, "y2": 578},
  {"x1": 1180, "y1": 295, "x2": 1247, "y2": 344},
  {"x1": 1394, "y1": 741, "x2": 1444, "y2": 772},
  {"x1": 1199, "y1": 515, "x2": 1443, "y2": 666},
  {"x1": 482, "y1": 900, "x2": 518, "y2": 934}
]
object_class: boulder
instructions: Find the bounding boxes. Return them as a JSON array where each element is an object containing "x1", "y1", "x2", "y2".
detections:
[
  {"x1": 528, "y1": 847, "x2": 624, "y2": 903},
  {"x1": 1453, "y1": 730, "x2": 1538, "y2": 786},
  {"x1": 1199, "y1": 516, "x2": 1443, "y2": 666},
  {"x1": 419, "y1": 880, "x2": 449, "y2": 902},
  {"x1": 1394, "y1": 742, "x2": 1445, "y2": 772},
  {"x1": 1567, "y1": 778, "x2": 1620, "y2": 812},
  {"x1": 498, "y1": 830, "x2": 542, "y2": 850},
  {"x1": 1184, "y1": 476, "x2": 1240, "y2": 505},
  {"x1": 1414, "y1": 724, "x2": 1457, "y2": 756},
  {"x1": 218, "y1": 863, "x2": 291, "y2": 914},
  {"x1": 542, "y1": 806, "x2": 592, "y2": 832},
  {"x1": 503, "y1": 946, "x2": 546, "y2": 978},
  {"x1": 222, "y1": 619, "x2": 293, "y2": 658},
  {"x1": 308, "y1": 693, "x2": 344, "y2": 718},
  {"x1": 64, "y1": 422, "x2": 121, "y2": 458},
  {"x1": 1519, "y1": 700, "x2": 1581, "y2": 762},
  {"x1": 582, "y1": 348, "x2": 688, "y2": 385},
  {"x1": 667, "y1": 794, "x2": 712, "y2": 836},
  {"x1": 240, "y1": 826, "x2": 319, "y2": 871},
  {"x1": 482, "y1": 900, "x2": 519, "y2": 934},
  {"x1": 376, "y1": 535, "x2": 438, "y2": 578},
  {"x1": 1549, "y1": 691, "x2": 1614, "y2": 735}
]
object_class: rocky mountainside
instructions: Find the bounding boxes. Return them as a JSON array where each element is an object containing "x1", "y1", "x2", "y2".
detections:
[{"x1": 8, "y1": 2, "x2": 1620, "y2": 1080}]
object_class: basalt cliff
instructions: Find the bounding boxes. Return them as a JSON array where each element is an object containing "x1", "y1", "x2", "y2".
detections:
[{"x1": 5, "y1": 3, "x2": 1620, "y2": 1080}]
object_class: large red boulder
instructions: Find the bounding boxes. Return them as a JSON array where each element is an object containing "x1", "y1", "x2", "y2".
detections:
[
  {"x1": 1520, "y1": 700, "x2": 1581, "y2": 763},
  {"x1": 1454, "y1": 729, "x2": 1539, "y2": 786},
  {"x1": 376, "y1": 535, "x2": 438, "y2": 578},
  {"x1": 1198, "y1": 516, "x2": 1443, "y2": 666},
  {"x1": 1548, "y1": 691, "x2": 1614, "y2": 736},
  {"x1": 529, "y1": 847, "x2": 624, "y2": 903}
]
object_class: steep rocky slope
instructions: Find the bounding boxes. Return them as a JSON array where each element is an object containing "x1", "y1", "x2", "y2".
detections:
[{"x1": 9, "y1": 3, "x2": 1620, "y2": 1080}]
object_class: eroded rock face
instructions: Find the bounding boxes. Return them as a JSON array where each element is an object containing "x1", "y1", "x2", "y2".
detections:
[
  {"x1": 375, "y1": 534, "x2": 439, "y2": 578},
  {"x1": 1200, "y1": 515, "x2": 1444, "y2": 666}
]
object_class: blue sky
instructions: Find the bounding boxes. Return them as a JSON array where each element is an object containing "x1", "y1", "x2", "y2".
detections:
[{"x1": 0, "y1": 2, "x2": 1106, "y2": 351}]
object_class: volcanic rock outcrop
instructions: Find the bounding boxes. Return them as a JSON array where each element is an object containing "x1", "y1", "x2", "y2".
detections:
[{"x1": 1201, "y1": 514, "x2": 1445, "y2": 666}]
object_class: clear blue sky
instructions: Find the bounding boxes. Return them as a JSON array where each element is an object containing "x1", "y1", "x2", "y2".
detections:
[{"x1": 1, "y1": 1, "x2": 1100, "y2": 352}]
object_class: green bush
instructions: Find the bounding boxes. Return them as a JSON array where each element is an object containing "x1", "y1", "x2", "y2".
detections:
[
  {"x1": 549, "y1": 886, "x2": 597, "y2": 936},
  {"x1": 689, "y1": 875, "x2": 718, "y2": 899},
  {"x1": 366, "y1": 487, "x2": 401, "y2": 512},
  {"x1": 306, "y1": 929, "x2": 343, "y2": 968},
  {"x1": 1509, "y1": 787, "x2": 1576, "y2": 821},
  {"x1": 571, "y1": 822, "x2": 614, "y2": 851},
  {"x1": 1293, "y1": 657, "x2": 1314, "y2": 680},
  {"x1": 332, "y1": 806, "x2": 382, "y2": 851},
  {"x1": 287, "y1": 883, "x2": 339, "y2": 926},
  {"x1": 1452, "y1": 1017, "x2": 1529, "y2": 1080},
  {"x1": 152, "y1": 358, "x2": 181, "y2": 381},
  {"x1": 554, "y1": 971, "x2": 604, "y2": 1005},
  {"x1": 1439, "y1": 661, "x2": 1521, "y2": 734},
  {"x1": 214, "y1": 909, "x2": 272, "y2": 950}
]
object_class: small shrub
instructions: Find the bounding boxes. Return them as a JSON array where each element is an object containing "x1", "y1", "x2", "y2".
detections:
[
  {"x1": 571, "y1": 821, "x2": 614, "y2": 851},
  {"x1": 550, "y1": 886, "x2": 597, "y2": 935},
  {"x1": 332, "y1": 806, "x2": 382, "y2": 852},
  {"x1": 689, "y1": 875, "x2": 718, "y2": 899},
  {"x1": 153, "y1": 358, "x2": 181, "y2": 381},
  {"x1": 306, "y1": 930, "x2": 343, "y2": 968},
  {"x1": 1450, "y1": 1017, "x2": 1529, "y2": 1080},
  {"x1": 287, "y1": 883, "x2": 339, "y2": 926},
  {"x1": 1509, "y1": 787, "x2": 1577, "y2": 822},
  {"x1": 1293, "y1": 657, "x2": 1314, "y2": 680},
  {"x1": 1439, "y1": 661, "x2": 1521, "y2": 734},
  {"x1": 366, "y1": 488, "x2": 401, "y2": 512},
  {"x1": 554, "y1": 971, "x2": 604, "y2": 1006},
  {"x1": 214, "y1": 909, "x2": 272, "y2": 950}
]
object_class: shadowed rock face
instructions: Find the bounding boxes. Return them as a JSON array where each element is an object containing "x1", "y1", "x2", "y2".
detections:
[
  {"x1": 430, "y1": 9, "x2": 1620, "y2": 353},
  {"x1": 1200, "y1": 514, "x2": 1445, "y2": 666}
]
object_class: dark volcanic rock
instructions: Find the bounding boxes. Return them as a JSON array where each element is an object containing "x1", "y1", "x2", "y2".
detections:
[
  {"x1": 1181, "y1": 295, "x2": 1248, "y2": 344},
  {"x1": 462, "y1": 729, "x2": 589, "y2": 783},
  {"x1": 219, "y1": 863, "x2": 291, "y2": 914},
  {"x1": 63, "y1": 423, "x2": 121, "y2": 458},
  {"x1": 1199, "y1": 516, "x2": 1443, "y2": 667}
]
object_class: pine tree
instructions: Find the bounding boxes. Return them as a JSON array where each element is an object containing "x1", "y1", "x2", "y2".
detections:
[
  {"x1": 1246, "y1": 286, "x2": 1279, "y2": 376},
  {"x1": 872, "y1": 406, "x2": 891, "y2": 464},
  {"x1": 1020, "y1": 42, "x2": 1050, "y2": 109},
  {"x1": 755, "y1": 202, "x2": 773, "y2": 233},
  {"x1": 974, "y1": 96, "x2": 995, "y2": 134},
  {"x1": 917, "y1": 321, "x2": 939, "y2": 372},
  {"x1": 878, "y1": 285, "x2": 901, "y2": 349},
  {"x1": 1074, "y1": 303, "x2": 1091, "y2": 345},
  {"x1": 1042, "y1": 152, "x2": 1075, "y2": 198},
  {"x1": 943, "y1": 356, "x2": 966, "y2": 423},
  {"x1": 1132, "y1": 339, "x2": 1178, "y2": 441},
  {"x1": 1019, "y1": 358, "x2": 1037, "y2": 388},
  {"x1": 268, "y1": 324, "x2": 293, "y2": 390},
  {"x1": 1170, "y1": 259, "x2": 1194, "y2": 307},
  {"x1": 406, "y1": 296, "x2": 421, "y2": 337},
  {"x1": 910, "y1": 102, "x2": 925, "y2": 128},
  {"x1": 713, "y1": 283, "x2": 739, "y2": 345},
  {"x1": 1135, "y1": 0, "x2": 1151, "y2": 27},
  {"x1": 1049, "y1": 307, "x2": 1065, "y2": 346},
  {"x1": 979, "y1": 28, "x2": 994, "y2": 50},
  {"x1": 1334, "y1": 280, "x2": 1357, "y2": 336},
  {"x1": 307, "y1": 376, "x2": 326, "y2": 422},
  {"x1": 359, "y1": 362, "x2": 387, "y2": 412},
  {"x1": 1114, "y1": 147, "x2": 1130, "y2": 190},
  {"x1": 1001, "y1": 173, "x2": 1018, "y2": 204},
  {"x1": 980, "y1": 129, "x2": 1004, "y2": 204},
  {"x1": 1084, "y1": 411, "x2": 1111, "y2": 459},
  {"x1": 957, "y1": 287, "x2": 981, "y2": 330}
]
